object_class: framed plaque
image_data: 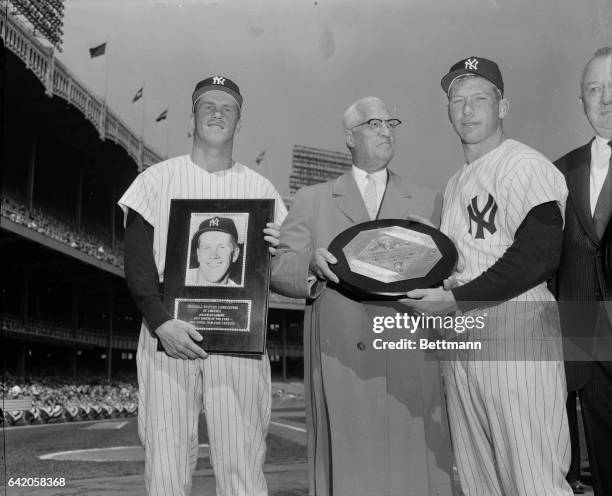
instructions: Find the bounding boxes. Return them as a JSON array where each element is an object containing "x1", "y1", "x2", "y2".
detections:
[
  {"x1": 328, "y1": 219, "x2": 458, "y2": 299},
  {"x1": 162, "y1": 199, "x2": 274, "y2": 354}
]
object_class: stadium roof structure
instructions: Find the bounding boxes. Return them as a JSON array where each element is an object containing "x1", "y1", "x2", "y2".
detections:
[{"x1": 0, "y1": 9, "x2": 163, "y2": 171}]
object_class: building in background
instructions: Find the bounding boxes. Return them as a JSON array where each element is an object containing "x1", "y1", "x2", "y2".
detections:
[{"x1": 288, "y1": 145, "x2": 351, "y2": 198}]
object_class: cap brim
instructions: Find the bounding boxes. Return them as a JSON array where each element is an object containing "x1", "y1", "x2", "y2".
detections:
[
  {"x1": 441, "y1": 69, "x2": 471, "y2": 94},
  {"x1": 193, "y1": 226, "x2": 239, "y2": 244},
  {"x1": 441, "y1": 69, "x2": 501, "y2": 96},
  {"x1": 192, "y1": 86, "x2": 242, "y2": 111}
]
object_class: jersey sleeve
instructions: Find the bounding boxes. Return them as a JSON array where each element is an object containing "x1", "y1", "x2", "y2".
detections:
[
  {"x1": 453, "y1": 202, "x2": 563, "y2": 310},
  {"x1": 503, "y1": 157, "x2": 568, "y2": 235},
  {"x1": 117, "y1": 168, "x2": 160, "y2": 228},
  {"x1": 263, "y1": 180, "x2": 288, "y2": 226}
]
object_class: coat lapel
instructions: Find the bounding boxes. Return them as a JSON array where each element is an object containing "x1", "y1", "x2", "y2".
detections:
[
  {"x1": 378, "y1": 170, "x2": 414, "y2": 219},
  {"x1": 332, "y1": 172, "x2": 370, "y2": 224},
  {"x1": 568, "y1": 143, "x2": 600, "y2": 245},
  {"x1": 332, "y1": 169, "x2": 416, "y2": 224}
]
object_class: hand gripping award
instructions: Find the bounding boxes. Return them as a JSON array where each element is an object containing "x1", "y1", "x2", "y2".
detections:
[
  {"x1": 328, "y1": 217, "x2": 457, "y2": 298},
  {"x1": 163, "y1": 199, "x2": 275, "y2": 354}
]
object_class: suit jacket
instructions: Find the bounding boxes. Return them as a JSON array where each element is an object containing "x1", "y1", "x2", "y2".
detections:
[
  {"x1": 270, "y1": 170, "x2": 453, "y2": 496},
  {"x1": 554, "y1": 141, "x2": 612, "y2": 390}
]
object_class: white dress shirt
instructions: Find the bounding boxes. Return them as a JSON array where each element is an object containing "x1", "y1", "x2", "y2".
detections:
[
  {"x1": 590, "y1": 136, "x2": 612, "y2": 215},
  {"x1": 351, "y1": 165, "x2": 388, "y2": 216}
]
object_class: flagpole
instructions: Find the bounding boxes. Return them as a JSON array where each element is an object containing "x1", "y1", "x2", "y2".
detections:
[
  {"x1": 140, "y1": 82, "x2": 146, "y2": 140},
  {"x1": 100, "y1": 36, "x2": 109, "y2": 140},
  {"x1": 103, "y1": 36, "x2": 109, "y2": 105},
  {"x1": 140, "y1": 82, "x2": 146, "y2": 165},
  {"x1": 165, "y1": 108, "x2": 170, "y2": 159}
]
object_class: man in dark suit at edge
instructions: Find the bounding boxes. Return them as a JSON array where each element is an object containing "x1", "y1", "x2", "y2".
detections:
[{"x1": 554, "y1": 46, "x2": 612, "y2": 496}]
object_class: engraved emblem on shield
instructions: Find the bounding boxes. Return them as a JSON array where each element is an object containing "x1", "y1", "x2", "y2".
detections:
[{"x1": 343, "y1": 226, "x2": 442, "y2": 282}]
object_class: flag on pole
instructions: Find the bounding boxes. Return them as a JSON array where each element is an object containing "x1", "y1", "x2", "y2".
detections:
[
  {"x1": 155, "y1": 109, "x2": 168, "y2": 122},
  {"x1": 255, "y1": 150, "x2": 266, "y2": 166},
  {"x1": 132, "y1": 87, "x2": 143, "y2": 103},
  {"x1": 89, "y1": 42, "x2": 107, "y2": 58}
]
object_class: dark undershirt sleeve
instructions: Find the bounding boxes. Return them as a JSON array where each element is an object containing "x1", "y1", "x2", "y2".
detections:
[
  {"x1": 451, "y1": 201, "x2": 563, "y2": 312},
  {"x1": 125, "y1": 209, "x2": 172, "y2": 332}
]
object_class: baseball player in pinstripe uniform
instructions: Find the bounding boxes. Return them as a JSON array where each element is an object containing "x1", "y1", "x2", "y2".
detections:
[
  {"x1": 401, "y1": 57, "x2": 573, "y2": 495},
  {"x1": 118, "y1": 76, "x2": 287, "y2": 496}
]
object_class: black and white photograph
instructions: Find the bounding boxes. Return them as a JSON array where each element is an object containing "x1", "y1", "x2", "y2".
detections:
[
  {"x1": 2, "y1": 0, "x2": 612, "y2": 495},
  {"x1": 185, "y1": 212, "x2": 248, "y2": 288}
]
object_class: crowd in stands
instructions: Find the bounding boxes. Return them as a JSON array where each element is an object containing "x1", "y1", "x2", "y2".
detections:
[
  {"x1": 1, "y1": 373, "x2": 138, "y2": 426},
  {"x1": 1, "y1": 193, "x2": 124, "y2": 268},
  {"x1": 2, "y1": 315, "x2": 139, "y2": 349}
]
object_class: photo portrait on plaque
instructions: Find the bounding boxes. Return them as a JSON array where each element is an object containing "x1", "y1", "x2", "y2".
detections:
[
  {"x1": 163, "y1": 199, "x2": 274, "y2": 354},
  {"x1": 185, "y1": 212, "x2": 248, "y2": 287}
]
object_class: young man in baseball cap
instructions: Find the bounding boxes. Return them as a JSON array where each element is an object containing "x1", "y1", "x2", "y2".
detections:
[
  {"x1": 119, "y1": 75, "x2": 287, "y2": 495},
  {"x1": 401, "y1": 57, "x2": 573, "y2": 495}
]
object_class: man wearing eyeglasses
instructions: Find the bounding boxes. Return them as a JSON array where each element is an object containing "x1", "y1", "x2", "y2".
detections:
[{"x1": 271, "y1": 97, "x2": 453, "y2": 495}]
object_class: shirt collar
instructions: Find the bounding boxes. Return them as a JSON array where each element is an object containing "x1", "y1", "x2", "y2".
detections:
[
  {"x1": 351, "y1": 165, "x2": 387, "y2": 185},
  {"x1": 593, "y1": 135, "x2": 612, "y2": 158}
]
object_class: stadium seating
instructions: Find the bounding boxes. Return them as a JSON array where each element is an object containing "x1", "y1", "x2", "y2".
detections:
[
  {"x1": 1, "y1": 374, "x2": 138, "y2": 427},
  {"x1": 1, "y1": 193, "x2": 124, "y2": 268}
]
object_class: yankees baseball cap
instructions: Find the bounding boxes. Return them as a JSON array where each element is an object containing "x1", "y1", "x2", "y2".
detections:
[
  {"x1": 192, "y1": 76, "x2": 243, "y2": 111},
  {"x1": 441, "y1": 57, "x2": 504, "y2": 96},
  {"x1": 193, "y1": 217, "x2": 238, "y2": 244}
]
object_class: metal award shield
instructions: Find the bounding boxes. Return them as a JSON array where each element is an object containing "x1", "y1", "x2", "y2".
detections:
[
  {"x1": 162, "y1": 199, "x2": 274, "y2": 354},
  {"x1": 328, "y1": 219, "x2": 458, "y2": 299}
]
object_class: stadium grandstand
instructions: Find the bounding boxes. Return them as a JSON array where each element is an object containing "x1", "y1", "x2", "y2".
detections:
[{"x1": 0, "y1": 5, "x2": 304, "y2": 418}]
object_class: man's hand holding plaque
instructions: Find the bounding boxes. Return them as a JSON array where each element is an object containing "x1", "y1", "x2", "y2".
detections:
[
  {"x1": 154, "y1": 319, "x2": 208, "y2": 360},
  {"x1": 310, "y1": 248, "x2": 340, "y2": 284},
  {"x1": 162, "y1": 199, "x2": 278, "y2": 354}
]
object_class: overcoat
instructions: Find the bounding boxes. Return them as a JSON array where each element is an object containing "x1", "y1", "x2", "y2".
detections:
[{"x1": 271, "y1": 170, "x2": 454, "y2": 496}]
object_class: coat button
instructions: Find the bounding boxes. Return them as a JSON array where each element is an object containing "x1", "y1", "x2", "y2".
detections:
[{"x1": 357, "y1": 342, "x2": 366, "y2": 351}]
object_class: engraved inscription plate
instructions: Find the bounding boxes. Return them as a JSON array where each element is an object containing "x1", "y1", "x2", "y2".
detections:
[{"x1": 175, "y1": 299, "x2": 251, "y2": 332}]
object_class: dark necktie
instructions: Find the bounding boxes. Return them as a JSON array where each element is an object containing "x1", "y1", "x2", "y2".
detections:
[{"x1": 593, "y1": 141, "x2": 612, "y2": 239}]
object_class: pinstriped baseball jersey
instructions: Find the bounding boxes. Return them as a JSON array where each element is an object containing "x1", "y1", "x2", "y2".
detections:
[
  {"x1": 119, "y1": 155, "x2": 287, "y2": 278},
  {"x1": 439, "y1": 139, "x2": 573, "y2": 496},
  {"x1": 441, "y1": 138, "x2": 568, "y2": 302},
  {"x1": 119, "y1": 155, "x2": 287, "y2": 496}
]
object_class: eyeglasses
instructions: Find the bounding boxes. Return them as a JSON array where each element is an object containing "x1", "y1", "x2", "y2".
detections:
[
  {"x1": 583, "y1": 83, "x2": 612, "y2": 100},
  {"x1": 352, "y1": 118, "x2": 402, "y2": 132}
]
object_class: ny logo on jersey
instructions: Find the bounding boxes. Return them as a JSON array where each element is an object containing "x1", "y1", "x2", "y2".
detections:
[
  {"x1": 212, "y1": 76, "x2": 226, "y2": 85},
  {"x1": 209, "y1": 217, "x2": 220, "y2": 227},
  {"x1": 467, "y1": 194, "x2": 497, "y2": 239},
  {"x1": 465, "y1": 58, "x2": 479, "y2": 70}
]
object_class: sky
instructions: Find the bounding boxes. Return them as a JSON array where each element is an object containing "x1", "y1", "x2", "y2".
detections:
[{"x1": 56, "y1": 0, "x2": 612, "y2": 196}]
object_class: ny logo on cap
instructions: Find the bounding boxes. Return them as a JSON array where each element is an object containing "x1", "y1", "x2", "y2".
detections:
[
  {"x1": 209, "y1": 217, "x2": 220, "y2": 227},
  {"x1": 465, "y1": 58, "x2": 479, "y2": 71},
  {"x1": 212, "y1": 76, "x2": 226, "y2": 85}
]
